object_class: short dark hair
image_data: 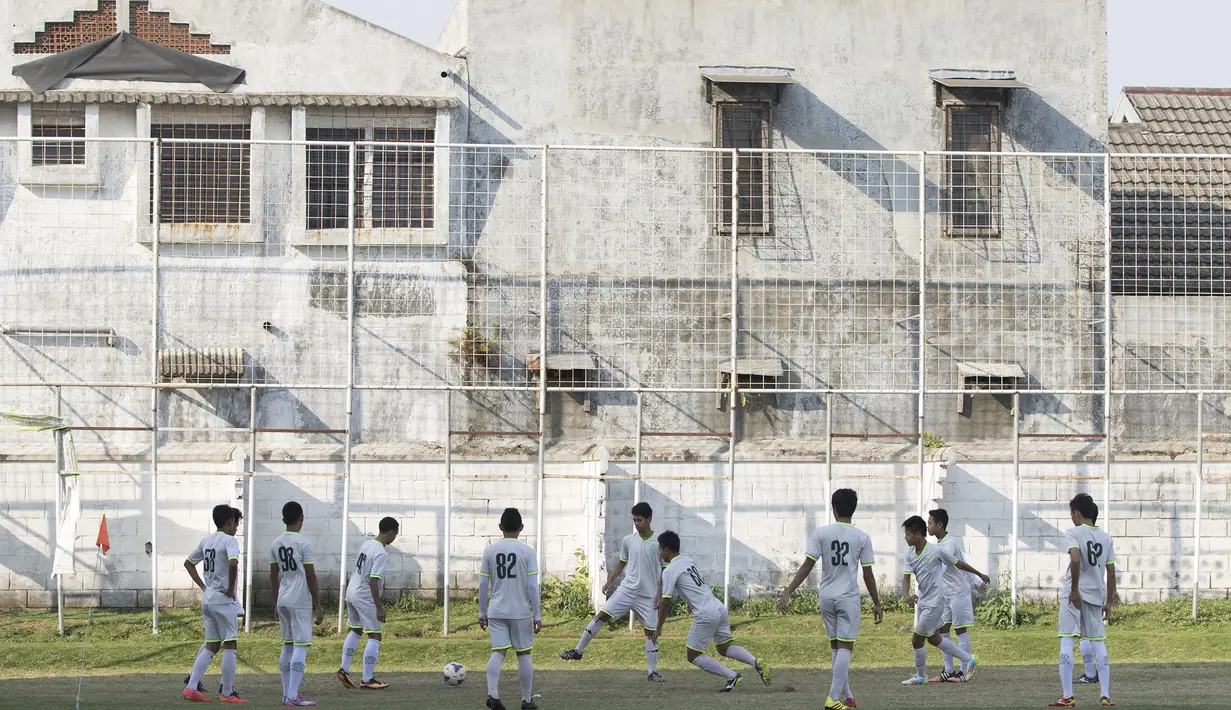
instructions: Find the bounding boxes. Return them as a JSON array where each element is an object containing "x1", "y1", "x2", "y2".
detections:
[
  {"x1": 1091, "y1": 502, "x2": 1099, "y2": 525},
  {"x1": 500, "y1": 507, "x2": 523, "y2": 532},
  {"x1": 212, "y1": 504, "x2": 234, "y2": 529},
  {"x1": 1070, "y1": 493, "x2": 1096, "y2": 521},
  {"x1": 657, "y1": 530, "x2": 680, "y2": 553},
  {"x1": 631, "y1": 502, "x2": 653, "y2": 519},
  {"x1": 379, "y1": 516, "x2": 399, "y2": 534},
  {"x1": 231, "y1": 507, "x2": 244, "y2": 523},
  {"x1": 831, "y1": 488, "x2": 858, "y2": 518},
  {"x1": 902, "y1": 515, "x2": 927, "y2": 536},
  {"x1": 928, "y1": 509, "x2": 949, "y2": 529},
  {"x1": 282, "y1": 501, "x2": 304, "y2": 526}
]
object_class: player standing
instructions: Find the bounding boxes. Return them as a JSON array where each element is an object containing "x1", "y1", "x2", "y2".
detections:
[
  {"x1": 1050, "y1": 493, "x2": 1117, "y2": 708},
  {"x1": 270, "y1": 501, "x2": 324, "y2": 707},
  {"x1": 478, "y1": 508, "x2": 542, "y2": 710},
  {"x1": 927, "y1": 508, "x2": 979, "y2": 683},
  {"x1": 900, "y1": 515, "x2": 989, "y2": 686},
  {"x1": 560, "y1": 502, "x2": 665, "y2": 682},
  {"x1": 336, "y1": 517, "x2": 399, "y2": 691},
  {"x1": 652, "y1": 531, "x2": 771, "y2": 692},
  {"x1": 182, "y1": 504, "x2": 247, "y2": 703},
  {"x1": 1077, "y1": 503, "x2": 1102, "y2": 687},
  {"x1": 778, "y1": 488, "x2": 883, "y2": 710}
]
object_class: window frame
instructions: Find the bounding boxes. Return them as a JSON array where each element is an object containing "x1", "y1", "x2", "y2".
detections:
[
  {"x1": 943, "y1": 103, "x2": 1003, "y2": 239},
  {"x1": 16, "y1": 103, "x2": 101, "y2": 186},
  {"x1": 714, "y1": 100, "x2": 773, "y2": 235},
  {"x1": 150, "y1": 121, "x2": 253, "y2": 226}
]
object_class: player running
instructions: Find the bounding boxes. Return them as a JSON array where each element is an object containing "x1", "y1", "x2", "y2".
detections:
[
  {"x1": 560, "y1": 502, "x2": 665, "y2": 682},
  {"x1": 900, "y1": 515, "x2": 989, "y2": 687},
  {"x1": 778, "y1": 488, "x2": 883, "y2": 710},
  {"x1": 1050, "y1": 493, "x2": 1117, "y2": 708},
  {"x1": 652, "y1": 531, "x2": 771, "y2": 692},
  {"x1": 336, "y1": 517, "x2": 399, "y2": 691},
  {"x1": 270, "y1": 501, "x2": 324, "y2": 707},
  {"x1": 182, "y1": 505, "x2": 247, "y2": 703},
  {"x1": 478, "y1": 508, "x2": 542, "y2": 710},
  {"x1": 927, "y1": 508, "x2": 980, "y2": 683}
]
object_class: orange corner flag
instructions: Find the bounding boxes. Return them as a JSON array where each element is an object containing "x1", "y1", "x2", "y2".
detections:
[{"x1": 96, "y1": 515, "x2": 110, "y2": 555}]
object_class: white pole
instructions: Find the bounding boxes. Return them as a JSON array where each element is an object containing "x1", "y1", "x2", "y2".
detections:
[
  {"x1": 917, "y1": 151, "x2": 927, "y2": 516},
  {"x1": 1102, "y1": 153, "x2": 1113, "y2": 524},
  {"x1": 336, "y1": 142, "x2": 357, "y2": 632},
  {"x1": 150, "y1": 138, "x2": 161, "y2": 635},
  {"x1": 1194, "y1": 392, "x2": 1204, "y2": 620},
  {"x1": 444, "y1": 389, "x2": 452, "y2": 636},
  {"x1": 54, "y1": 385, "x2": 64, "y2": 636},
  {"x1": 724, "y1": 147, "x2": 739, "y2": 607},
  {"x1": 632, "y1": 392, "x2": 641, "y2": 631},
  {"x1": 243, "y1": 387, "x2": 256, "y2": 633},
  {"x1": 536, "y1": 146, "x2": 548, "y2": 575},
  {"x1": 825, "y1": 391, "x2": 833, "y2": 521},
  {"x1": 1011, "y1": 391, "x2": 1020, "y2": 624}
]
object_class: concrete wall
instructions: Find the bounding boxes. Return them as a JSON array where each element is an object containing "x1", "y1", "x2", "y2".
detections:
[{"x1": 3, "y1": 457, "x2": 1225, "y2": 609}]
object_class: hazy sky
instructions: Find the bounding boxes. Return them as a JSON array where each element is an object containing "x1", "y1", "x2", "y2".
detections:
[{"x1": 323, "y1": 0, "x2": 1231, "y2": 112}]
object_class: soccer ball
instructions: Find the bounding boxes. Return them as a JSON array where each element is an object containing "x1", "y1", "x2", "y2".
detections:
[{"x1": 443, "y1": 662, "x2": 466, "y2": 686}]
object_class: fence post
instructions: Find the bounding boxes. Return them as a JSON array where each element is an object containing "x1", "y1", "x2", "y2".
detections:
[
  {"x1": 244, "y1": 386, "x2": 256, "y2": 633},
  {"x1": 536, "y1": 146, "x2": 549, "y2": 576},
  {"x1": 336, "y1": 141, "x2": 357, "y2": 632},
  {"x1": 1102, "y1": 153, "x2": 1113, "y2": 524},
  {"x1": 825, "y1": 391, "x2": 833, "y2": 522},
  {"x1": 1011, "y1": 391, "x2": 1020, "y2": 624},
  {"x1": 151, "y1": 137, "x2": 162, "y2": 635},
  {"x1": 917, "y1": 151, "x2": 927, "y2": 514},
  {"x1": 54, "y1": 385, "x2": 64, "y2": 636},
  {"x1": 724, "y1": 147, "x2": 739, "y2": 607},
  {"x1": 443, "y1": 388, "x2": 452, "y2": 636},
  {"x1": 1194, "y1": 392, "x2": 1204, "y2": 620}
]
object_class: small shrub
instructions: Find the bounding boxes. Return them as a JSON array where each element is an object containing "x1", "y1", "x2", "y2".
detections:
[
  {"x1": 923, "y1": 431, "x2": 947, "y2": 451},
  {"x1": 541, "y1": 548, "x2": 593, "y2": 619},
  {"x1": 976, "y1": 574, "x2": 1038, "y2": 629}
]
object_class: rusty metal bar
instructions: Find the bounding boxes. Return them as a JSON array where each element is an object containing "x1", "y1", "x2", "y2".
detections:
[
  {"x1": 449, "y1": 430, "x2": 542, "y2": 438},
  {"x1": 66, "y1": 426, "x2": 152, "y2": 432},
  {"x1": 1017, "y1": 433, "x2": 1107, "y2": 440},
  {"x1": 830, "y1": 433, "x2": 921, "y2": 440},
  {"x1": 640, "y1": 431, "x2": 733, "y2": 438},
  {"x1": 255, "y1": 428, "x2": 347, "y2": 435}
]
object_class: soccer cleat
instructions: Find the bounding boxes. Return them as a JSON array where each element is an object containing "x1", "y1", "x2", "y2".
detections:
[
  {"x1": 927, "y1": 671, "x2": 951, "y2": 683},
  {"x1": 559, "y1": 649, "x2": 583, "y2": 661},
  {"x1": 901, "y1": 675, "x2": 927, "y2": 685},
  {"x1": 181, "y1": 688, "x2": 212, "y2": 703},
  {"x1": 183, "y1": 676, "x2": 206, "y2": 693},
  {"x1": 823, "y1": 697, "x2": 850, "y2": 710},
  {"x1": 486, "y1": 697, "x2": 507, "y2": 710},
  {"x1": 948, "y1": 670, "x2": 966, "y2": 683},
  {"x1": 1048, "y1": 698, "x2": 1076, "y2": 708},
  {"x1": 965, "y1": 655, "x2": 979, "y2": 682},
  {"x1": 647, "y1": 671, "x2": 665, "y2": 683},
  {"x1": 754, "y1": 658, "x2": 772, "y2": 686},
  {"x1": 845, "y1": 698, "x2": 857, "y2": 709},
  {"x1": 218, "y1": 693, "x2": 248, "y2": 704},
  {"x1": 522, "y1": 703, "x2": 539, "y2": 710},
  {"x1": 1100, "y1": 699, "x2": 1115, "y2": 707},
  {"x1": 360, "y1": 678, "x2": 389, "y2": 690},
  {"x1": 1077, "y1": 674, "x2": 1100, "y2": 684},
  {"x1": 335, "y1": 669, "x2": 356, "y2": 689},
  {"x1": 282, "y1": 698, "x2": 317, "y2": 707},
  {"x1": 720, "y1": 674, "x2": 743, "y2": 692}
]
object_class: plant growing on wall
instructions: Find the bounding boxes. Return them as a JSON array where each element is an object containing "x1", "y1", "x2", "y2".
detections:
[{"x1": 448, "y1": 324, "x2": 502, "y2": 372}]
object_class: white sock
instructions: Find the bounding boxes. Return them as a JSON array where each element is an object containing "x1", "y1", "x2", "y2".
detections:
[
  {"x1": 957, "y1": 633, "x2": 972, "y2": 673},
  {"x1": 936, "y1": 637, "x2": 971, "y2": 664},
  {"x1": 829, "y1": 648, "x2": 850, "y2": 701},
  {"x1": 842, "y1": 675, "x2": 853, "y2": 702},
  {"x1": 1059, "y1": 637, "x2": 1076, "y2": 698},
  {"x1": 942, "y1": 631, "x2": 955, "y2": 674},
  {"x1": 1080, "y1": 639, "x2": 1095, "y2": 677},
  {"x1": 340, "y1": 632, "x2": 360, "y2": 673},
  {"x1": 279, "y1": 644, "x2": 293, "y2": 698},
  {"x1": 721, "y1": 645, "x2": 757, "y2": 667},
  {"x1": 1090, "y1": 640, "x2": 1111, "y2": 698},
  {"x1": 576, "y1": 619, "x2": 603, "y2": 653},
  {"x1": 517, "y1": 652, "x2": 534, "y2": 702},
  {"x1": 187, "y1": 646, "x2": 215, "y2": 690},
  {"x1": 913, "y1": 647, "x2": 927, "y2": 679},
  {"x1": 646, "y1": 637, "x2": 659, "y2": 673},
  {"x1": 288, "y1": 646, "x2": 308, "y2": 700},
  {"x1": 486, "y1": 651, "x2": 504, "y2": 698},
  {"x1": 220, "y1": 649, "x2": 237, "y2": 696},
  {"x1": 362, "y1": 639, "x2": 381, "y2": 682},
  {"x1": 692, "y1": 654, "x2": 738, "y2": 680}
]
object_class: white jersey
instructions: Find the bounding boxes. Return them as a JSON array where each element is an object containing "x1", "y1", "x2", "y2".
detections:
[
  {"x1": 661, "y1": 554, "x2": 724, "y2": 619},
  {"x1": 618, "y1": 531, "x2": 663, "y2": 598},
  {"x1": 805, "y1": 522, "x2": 874, "y2": 601},
  {"x1": 904, "y1": 541, "x2": 958, "y2": 608},
  {"x1": 935, "y1": 534, "x2": 976, "y2": 599},
  {"x1": 270, "y1": 531, "x2": 315, "y2": 609},
  {"x1": 480, "y1": 538, "x2": 540, "y2": 620},
  {"x1": 346, "y1": 538, "x2": 389, "y2": 601},
  {"x1": 188, "y1": 531, "x2": 240, "y2": 606},
  {"x1": 1064, "y1": 525, "x2": 1116, "y2": 606}
]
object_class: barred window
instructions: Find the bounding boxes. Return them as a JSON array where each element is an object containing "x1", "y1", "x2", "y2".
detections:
[
  {"x1": 716, "y1": 102, "x2": 771, "y2": 233},
  {"x1": 151, "y1": 116, "x2": 251, "y2": 225},
  {"x1": 32, "y1": 107, "x2": 86, "y2": 167},
  {"x1": 944, "y1": 105, "x2": 1002, "y2": 237},
  {"x1": 306, "y1": 109, "x2": 436, "y2": 231}
]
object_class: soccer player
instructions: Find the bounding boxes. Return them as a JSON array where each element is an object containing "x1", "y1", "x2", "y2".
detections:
[
  {"x1": 1050, "y1": 493, "x2": 1117, "y2": 708},
  {"x1": 479, "y1": 508, "x2": 542, "y2": 710},
  {"x1": 270, "y1": 501, "x2": 324, "y2": 707},
  {"x1": 778, "y1": 488, "x2": 883, "y2": 710},
  {"x1": 560, "y1": 502, "x2": 665, "y2": 682},
  {"x1": 927, "y1": 508, "x2": 980, "y2": 683},
  {"x1": 336, "y1": 517, "x2": 399, "y2": 691},
  {"x1": 652, "y1": 531, "x2": 771, "y2": 692},
  {"x1": 182, "y1": 504, "x2": 247, "y2": 704},
  {"x1": 1077, "y1": 503, "x2": 1101, "y2": 687},
  {"x1": 900, "y1": 515, "x2": 989, "y2": 686}
]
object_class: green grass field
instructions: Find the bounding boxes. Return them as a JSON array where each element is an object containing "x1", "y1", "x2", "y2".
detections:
[{"x1": 2, "y1": 599, "x2": 1230, "y2": 708}]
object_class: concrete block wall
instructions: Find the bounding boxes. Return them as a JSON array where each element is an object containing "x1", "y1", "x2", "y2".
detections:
[{"x1": 2, "y1": 458, "x2": 1228, "y2": 608}]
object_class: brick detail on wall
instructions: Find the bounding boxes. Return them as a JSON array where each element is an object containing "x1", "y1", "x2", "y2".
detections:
[
  {"x1": 13, "y1": 1, "x2": 117, "y2": 54},
  {"x1": 130, "y1": 2, "x2": 230, "y2": 55}
]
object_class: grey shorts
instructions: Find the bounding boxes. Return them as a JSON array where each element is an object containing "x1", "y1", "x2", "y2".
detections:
[
  {"x1": 345, "y1": 593, "x2": 382, "y2": 634},
  {"x1": 941, "y1": 593, "x2": 976, "y2": 629},
  {"x1": 820, "y1": 596, "x2": 862, "y2": 642},
  {"x1": 685, "y1": 608, "x2": 734, "y2": 652},
  {"x1": 489, "y1": 618, "x2": 535, "y2": 652},
  {"x1": 1059, "y1": 599, "x2": 1106, "y2": 640},
  {"x1": 914, "y1": 603, "x2": 945, "y2": 637},
  {"x1": 202, "y1": 603, "x2": 238, "y2": 643},
  {"x1": 277, "y1": 606, "x2": 313, "y2": 646}
]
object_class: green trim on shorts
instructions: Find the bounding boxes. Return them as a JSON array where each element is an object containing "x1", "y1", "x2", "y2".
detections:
[
  {"x1": 293, "y1": 642, "x2": 312, "y2": 647},
  {"x1": 362, "y1": 629, "x2": 382, "y2": 634},
  {"x1": 491, "y1": 644, "x2": 513, "y2": 651},
  {"x1": 222, "y1": 637, "x2": 239, "y2": 643},
  {"x1": 830, "y1": 636, "x2": 857, "y2": 642},
  {"x1": 347, "y1": 624, "x2": 363, "y2": 630},
  {"x1": 952, "y1": 623, "x2": 975, "y2": 630},
  {"x1": 1058, "y1": 632, "x2": 1081, "y2": 638},
  {"x1": 514, "y1": 645, "x2": 533, "y2": 652},
  {"x1": 1081, "y1": 635, "x2": 1106, "y2": 641},
  {"x1": 205, "y1": 638, "x2": 222, "y2": 643},
  {"x1": 640, "y1": 624, "x2": 658, "y2": 631},
  {"x1": 715, "y1": 637, "x2": 735, "y2": 645},
  {"x1": 282, "y1": 640, "x2": 293, "y2": 645},
  {"x1": 684, "y1": 643, "x2": 708, "y2": 653},
  {"x1": 227, "y1": 556, "x2": 239, "y2": 561}
]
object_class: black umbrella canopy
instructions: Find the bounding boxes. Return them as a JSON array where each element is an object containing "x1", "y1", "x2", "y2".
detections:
[{"x1": 13, "y1": 31, "x2": 245, "y2": 94}]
